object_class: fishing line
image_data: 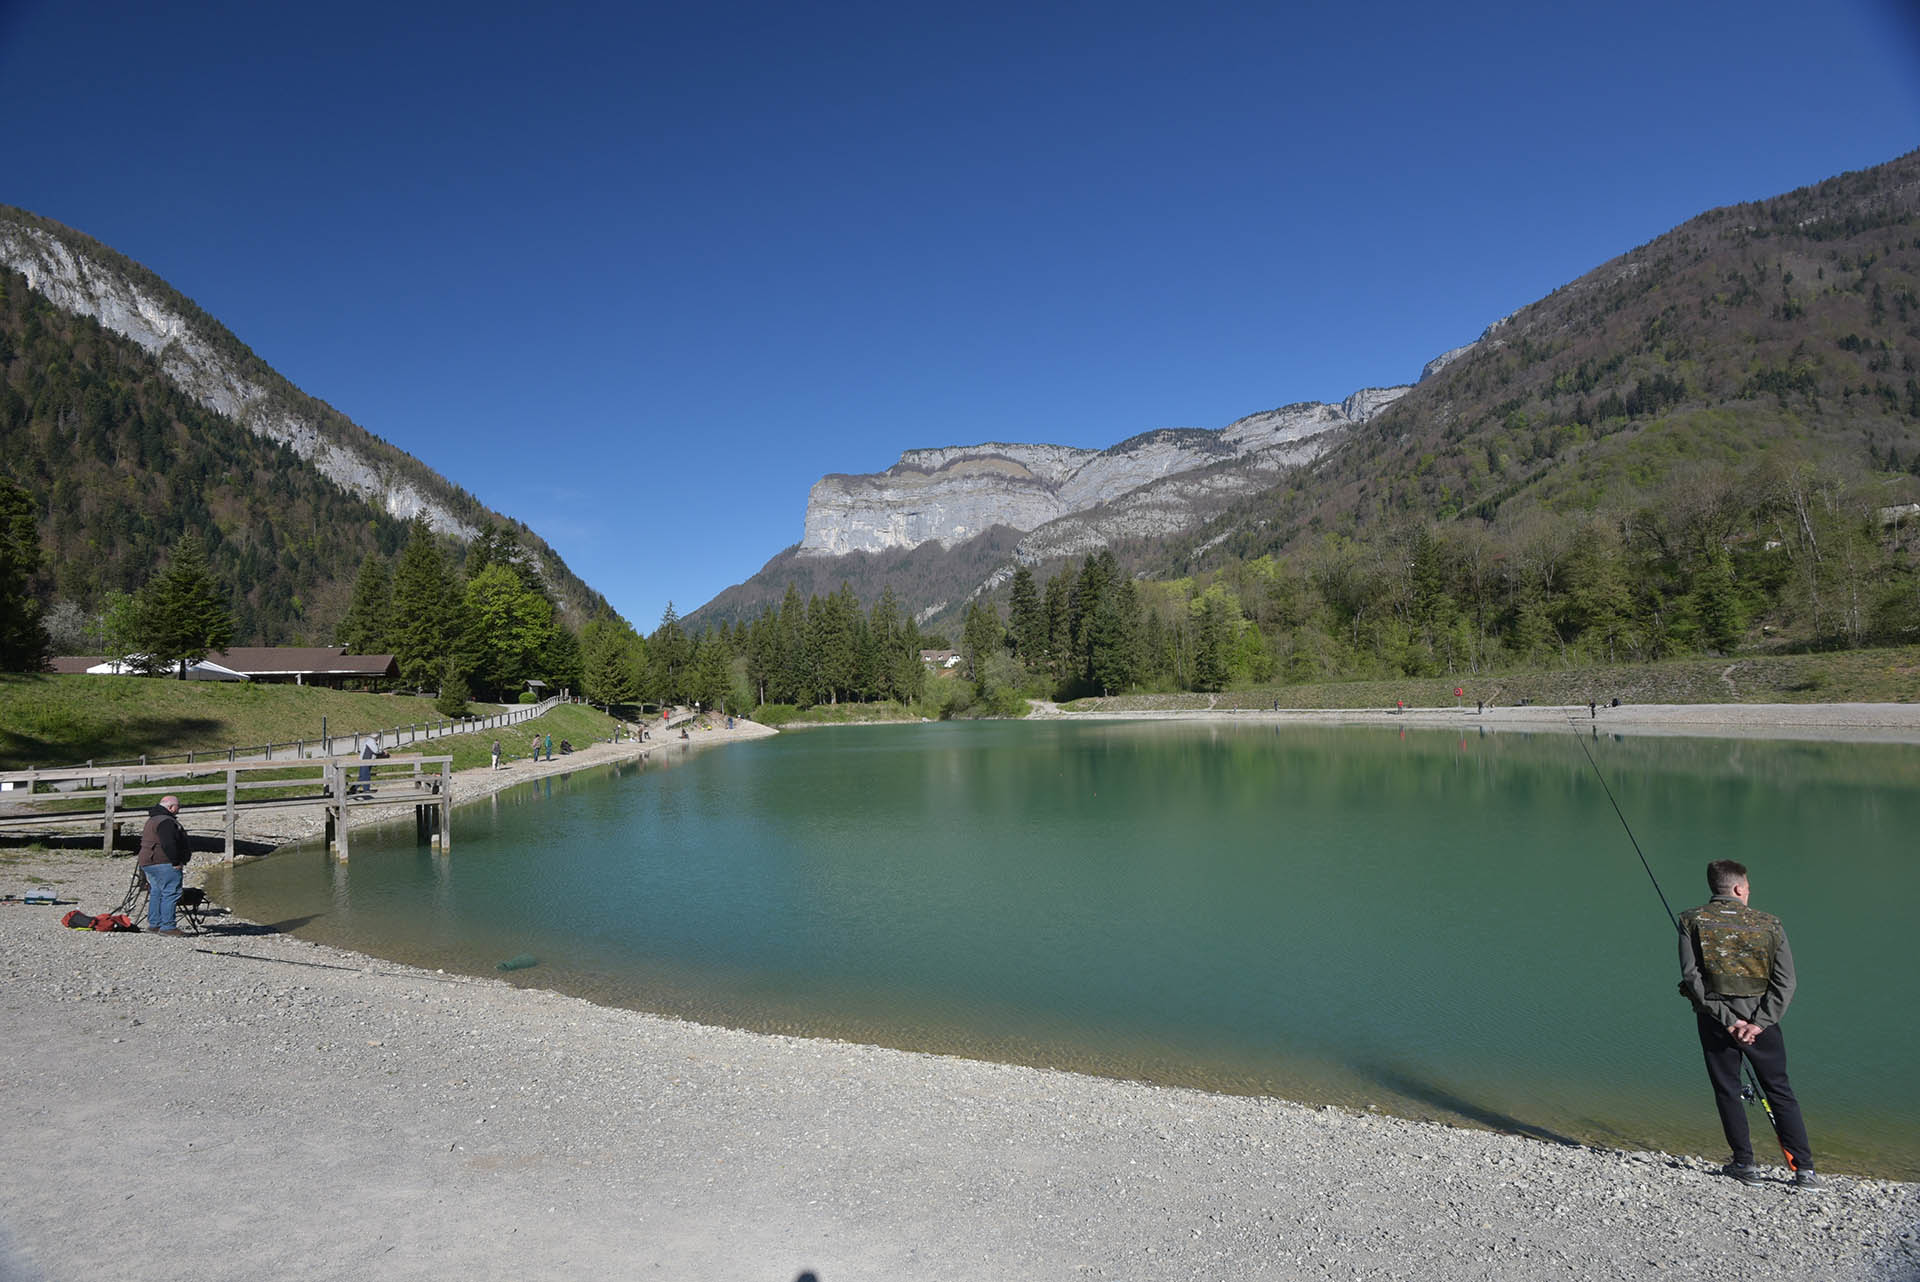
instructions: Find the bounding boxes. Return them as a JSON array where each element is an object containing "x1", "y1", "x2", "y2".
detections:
[
  {"x1": 1563, "y1": 718, "x2": 1790, "y2": 1160},
  {"x1": 1565, "y1": 720, "x2": 1676, "y2": 926}
]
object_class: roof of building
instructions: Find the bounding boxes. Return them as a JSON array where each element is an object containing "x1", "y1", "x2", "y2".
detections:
[
  {"x1": 207, "y1": 647, "x2": 398, "y2": 676},
  {"x1": 48, "y1": 648, "x2": 398, "y2": 678}
]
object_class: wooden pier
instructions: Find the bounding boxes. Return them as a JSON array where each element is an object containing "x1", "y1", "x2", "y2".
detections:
[{"x1": 0, "y1": 755, "x2": 453, "y2": 861}]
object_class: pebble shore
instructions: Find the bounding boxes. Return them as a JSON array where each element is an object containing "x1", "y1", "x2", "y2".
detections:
[{"x1": 1, "y1": 708, "x2": 1916, "y2": 1280}]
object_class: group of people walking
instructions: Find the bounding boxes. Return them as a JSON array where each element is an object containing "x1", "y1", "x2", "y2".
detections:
[{"x1": 487, "y1": 735, "x2": 554, "y2": 769}]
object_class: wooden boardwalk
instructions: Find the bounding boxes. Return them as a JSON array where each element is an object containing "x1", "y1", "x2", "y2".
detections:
[{"x1": 0, "y1": 755, "x2": 453, "y2": 860}]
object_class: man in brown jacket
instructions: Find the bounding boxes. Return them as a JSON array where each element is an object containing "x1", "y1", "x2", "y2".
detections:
[
  {"x1": 1678, "y1": 859, "x2": 1818, "y2": 1187},
  {"x1": 136, "y1": 795, "x2": 189, "y2": 935}
]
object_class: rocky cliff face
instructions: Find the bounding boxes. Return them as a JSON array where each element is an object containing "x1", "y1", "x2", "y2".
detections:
[
  {"x1": 0, "y1": 215, "x2": 474, "y2": 539},
  {"x1": 799, "y1": 386, "x2": 1411, "y2": 560}
]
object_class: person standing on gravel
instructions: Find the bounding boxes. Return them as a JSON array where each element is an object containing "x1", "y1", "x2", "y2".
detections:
[
  {"x1": 490, "y1": 740, "x2": 501, "y2": 771},
  {"x1": 136, "y1": 795, "x2": 190, "y2": 935},
  {"x1": 1677, "y1": 859, "x2": 1818, "y2": 1187}
]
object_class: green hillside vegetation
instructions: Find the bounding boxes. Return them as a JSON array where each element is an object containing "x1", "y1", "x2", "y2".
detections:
[
  {"x1": 1071, "y1": 644, "x2": 1920, "y2": 711},
  {"x1": 0, "y1": 672, "x2": 617, "y2": 771},
  {"x1": 687, "y1": 155, "x2": 1920, "y2": 716},
  {"x1": 688, "y1": 526, "x2": 1025, "y2": 632},
  {"x1": 0, "y1": 213, "x2": 613, "y2": 645},
  {"x1": 1182, "y1": 154, "x2": 1920, "y2": 564}
]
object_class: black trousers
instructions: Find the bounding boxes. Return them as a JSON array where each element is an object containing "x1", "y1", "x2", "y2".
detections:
[{"x1": 1695, "y1": 1013, "x2": 1814, "y2": 1170}]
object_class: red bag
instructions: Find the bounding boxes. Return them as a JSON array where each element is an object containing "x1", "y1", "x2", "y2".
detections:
[{"x1": 60, "y1": 910, "x2": 140, "y2": 932}]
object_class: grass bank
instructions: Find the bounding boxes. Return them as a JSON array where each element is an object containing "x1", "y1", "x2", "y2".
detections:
[
  {"x1": 1064, "y1": 645, "x2": 1920, "y2": 713},
  {"x1": 0, "y1": 674, "x2": 622, "y2": 771}
]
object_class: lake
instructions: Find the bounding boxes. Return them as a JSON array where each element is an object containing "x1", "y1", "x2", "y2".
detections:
[{"x1": 204, "y1": 719, "x2": 1920, "y2": 1178}]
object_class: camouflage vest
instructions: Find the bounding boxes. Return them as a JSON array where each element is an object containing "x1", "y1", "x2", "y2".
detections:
[{"x1": 1680, "y1": 898, "x2": 1780, "y2": 997}]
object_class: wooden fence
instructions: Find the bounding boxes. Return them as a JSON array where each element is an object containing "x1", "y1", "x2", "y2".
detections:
[{"x1": 0, "y1": 755, "x2": 453, "y2": 861}]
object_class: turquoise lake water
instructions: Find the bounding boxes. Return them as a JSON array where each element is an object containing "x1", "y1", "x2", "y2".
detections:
[{"x1": 205, "y1": 720, "x2": 1920, "y2": 1178}]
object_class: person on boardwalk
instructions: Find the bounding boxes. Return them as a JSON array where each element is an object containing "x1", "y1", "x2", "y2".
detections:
[
  {"x1": 136, "y1": 795, "x2": 189, "y2": 934},
  {"x1": 355, "y1": 733, "x2": 383, "y2": 794},
  {"x1": 1677, "y1": 859, "x2": 1819, "y2": 1187},
  {"x1": 490, "y1": 740, "x2": 502, "y2": 771}
]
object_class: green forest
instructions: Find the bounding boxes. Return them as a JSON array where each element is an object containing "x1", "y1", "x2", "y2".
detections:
[{"x1": 0, "y1": 248, "x2": 609, "y2": 651}]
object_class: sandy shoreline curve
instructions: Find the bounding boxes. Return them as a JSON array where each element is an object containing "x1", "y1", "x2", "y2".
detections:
[{"x1": 2, "y1": 705, "x2": 1916, "y2": 1280}]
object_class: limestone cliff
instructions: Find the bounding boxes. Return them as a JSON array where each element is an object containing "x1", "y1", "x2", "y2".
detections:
[
  {"x1": 799, "y1": 386, "x2": 1411, "y2": 560},
  {"x1": 0, "y1": 211, "x2": 474, "y2": 539}
]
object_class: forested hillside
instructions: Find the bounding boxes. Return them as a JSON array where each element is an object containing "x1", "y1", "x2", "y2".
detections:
[
  {"x1": 0, "y1": 263, "x2": 611, "y2": 647},
  {"x1": 697, "y1": 153, "x2": 1920, "y2": 710},
  {"x1": 1178, "y1": 149, "x2": 1920, "y2": 563}
]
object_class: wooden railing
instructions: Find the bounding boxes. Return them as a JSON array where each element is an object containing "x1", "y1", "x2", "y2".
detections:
[{"x1": 0, "y1": 755, "x2": 454, "y2": 861}]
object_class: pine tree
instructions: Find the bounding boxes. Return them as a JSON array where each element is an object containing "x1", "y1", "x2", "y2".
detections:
[
  {"x1": 389, "y1": 521, "x2": 452, "y2": 689},
  {"x1": 689, "y1": 633, "x2": 735, "y2": 712},
  {"x1": 582, "y1": 616, "x2": 642, "y2": 707},
  {"x1": 777, "y1": 586, "x2": 809, "y2": 705},
  {"x1": 434, "y1": 661, "x2": 471, "y2": 717},
  {"x1": 544, "y1": 622, "x2": 584, "y2": 696},
  {"x1": 960, "y1": 600, "x2": 1003, "y2": 688},
  {"x1": 1090, "y1": 577, "x2": 1143, "y2": 694},
  {"x1": 650, "y1": 604, "x2": 691, "y2": 705},
  {"x1": 1007, "y1": 565, "x2": 1043, "y2": 663},
  {"x1": 134, "y1": 533, "x2": 234, "y2": 678},
  {"x1": 338, "y1": 555, "x2": 393, "y2": 654},
  {"x1": 1190, "y1": 591, "x2": 1235, "y2": 693},
  {"x1": 0, "y1": 473, "x2": 49, "y2": 672}
]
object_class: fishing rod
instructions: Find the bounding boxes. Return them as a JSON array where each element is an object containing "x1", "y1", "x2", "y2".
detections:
[{"x1": 1563, "y1": 717, "x2": 1793, "y2": 1164}]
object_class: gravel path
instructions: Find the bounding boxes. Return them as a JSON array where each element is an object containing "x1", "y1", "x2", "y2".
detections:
[{"x1": 3, "y1": 848, "x2": 1915, "y2": 1282}]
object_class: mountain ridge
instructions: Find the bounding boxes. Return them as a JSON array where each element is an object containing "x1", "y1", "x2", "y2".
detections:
[
  {"x1": 0, "y1": 205, "x2": 611, "y2": 634},
  {"x1": 693, "y1": 148, "x2": 1920, "y2": 634}
]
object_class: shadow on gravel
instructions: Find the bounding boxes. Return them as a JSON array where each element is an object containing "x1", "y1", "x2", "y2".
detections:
[
  {"x1": 205, "y1": 912, "x2": 325, "y2": 937},
  {"x1": 1354, "y1": 1058, "x2": 1585, "y2": 1147}
]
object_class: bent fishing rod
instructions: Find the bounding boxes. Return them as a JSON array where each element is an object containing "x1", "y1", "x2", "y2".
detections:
[{"x1": 1563, "y1": 717, "x2": 1793, "y2": 1162}]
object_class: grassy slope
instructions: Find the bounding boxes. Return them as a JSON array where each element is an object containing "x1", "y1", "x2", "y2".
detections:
[
  {"x1": 1069, "y1": 645, "x2": 1920, "y2": 712},
  {"x1": 0, "y1": 674, "x2": 618, "y2": 771}
]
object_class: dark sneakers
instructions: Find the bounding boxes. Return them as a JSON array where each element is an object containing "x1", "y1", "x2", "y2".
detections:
[
  {"x1": 1793, "y1": 1169, "x2": 1824, "y2": 1189},
  {"x1": 1722, "y1": 1162, "x2": 1764, "y2": 1185}
]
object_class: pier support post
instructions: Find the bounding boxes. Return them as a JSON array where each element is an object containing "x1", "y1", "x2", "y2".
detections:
[
  {"x1": 331, "y1": 762, "x2": 350, "y2": 861},
  {"x1": 101, "y1": 775, "x2": 119, "y2": 854},
  {"x1": 437, "y1": 761, "x2": 451, "y2": 851}
]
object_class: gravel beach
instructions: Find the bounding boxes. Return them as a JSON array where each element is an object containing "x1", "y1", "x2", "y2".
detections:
[{"x1": 1, "y1": 706, "x2": 1915, "y2": 1281}]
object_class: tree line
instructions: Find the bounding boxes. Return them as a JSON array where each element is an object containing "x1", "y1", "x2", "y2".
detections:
[{"x1": 687, "y1": 456, "x2": 1918, "y2": 713}]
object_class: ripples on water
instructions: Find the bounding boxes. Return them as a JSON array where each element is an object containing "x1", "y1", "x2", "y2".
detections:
[{"x1": 206, "y1": 721, "x2": 1920, "y2": 1178}]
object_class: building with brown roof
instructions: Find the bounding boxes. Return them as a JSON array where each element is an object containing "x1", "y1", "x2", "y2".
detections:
[{"x1": 46, "y1": 648, "x2": 397, "y2": 687}]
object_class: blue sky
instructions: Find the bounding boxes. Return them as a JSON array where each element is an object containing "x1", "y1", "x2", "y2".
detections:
[{"x1": 3, "y1": 1, "x2": 1917, "y2": 630}]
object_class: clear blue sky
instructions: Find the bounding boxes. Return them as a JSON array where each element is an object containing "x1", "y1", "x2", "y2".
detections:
[{"x1": 3, "y1": 1, "x2": 1917, "y2": 630}]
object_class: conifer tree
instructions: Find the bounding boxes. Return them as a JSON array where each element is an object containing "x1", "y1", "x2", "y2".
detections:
[
  {"x1": 338, "y1": 554, "x2": 393, "y2": 653},
  {"x1": 434, "y1": 661, "x2": 471, "y2": 717},
  {"x1": 689, "y1": 633, "x2": 734, "y2": 712},
  {"x1": 960, "y1": 599, "x2": 1003, "y2": 687},
  {"x1": 650, "y1": 604, "x2": 691, "y2": 705},
  {"x1": 135, "y1": 533, "x2": 234, "y2": 678},
  {"x1": 545, "y1": 621, "x2": 584, "y2": 696},
  {"x1": 777, "y1": 586, "x2": 809, "y2": 705},
  {"x1": 389, "y1": 521, "x2": 451, "y2": 689},
  {"x1": 0, "y1": 473, "x2": 49, "y2": 672},
  {"x1": 582, "y1": 616, "x2": 642, "y2": 707},
  {"x1": 810, "y1": 584, "x2": 860, "y2": 703},
  {"x1": 1007, "y1": 565, "x2": 1043, "y2": 663}
]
